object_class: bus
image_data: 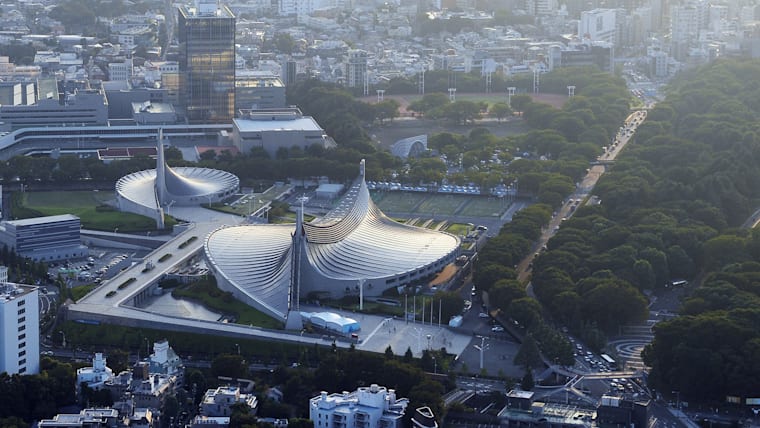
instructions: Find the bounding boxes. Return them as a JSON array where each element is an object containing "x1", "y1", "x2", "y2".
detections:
[{"x1": 600, "y1": 353, "x2": 617, "y2": 370}]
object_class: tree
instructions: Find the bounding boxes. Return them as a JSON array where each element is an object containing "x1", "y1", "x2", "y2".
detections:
[
  {"x1": 432, "y1": 291, "x2": 465, "y2": 323},
  {"x1": 514, "y1": 334, "x2": 542, "y2": 370},
  {"x1": 211, "y1": 354, "x2": 248, "y2": 379},
  {"x1": 435, "y1": 101, "x2": 481, "y2": 125},
  {"x1": 520, "y1": 370, "x2": 535, "y2": 391},
  {"x1": 403, "y1": 347, "x2": 413, "y2": 363},
  {"x1": 407, "y1": 93, "x2": 449, "y2": 117},
  {"x1": 489, "y1": 102, "x2": 512, "y2": 122},
  {"x1": 160, "y1": 395, "x2": 180, "y2": 428},
  {"x1": 384, "y1": 345, "x2": 394, "y2": 359},
  {"x1": 374, "y1": 99, "x2": 400, "y2": 123}
]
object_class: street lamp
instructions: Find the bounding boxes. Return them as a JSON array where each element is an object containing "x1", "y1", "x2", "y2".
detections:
[
  {"x1": 58, "y1": 330, "x2": 66, "y2": 348},
  {"x1": 473, "y1": 336, "x2": 488, "y2": 370},
  {"x1": 235, "y1": 343, "x2": 240, "y2": 355},
  {"x1": 672, "y1": 390, "x2": 681, "y2": 410}
]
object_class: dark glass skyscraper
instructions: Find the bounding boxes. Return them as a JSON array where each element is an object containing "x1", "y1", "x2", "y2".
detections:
[{"x1": 177, "y1": 2, "x2": 236, "y2": 123}]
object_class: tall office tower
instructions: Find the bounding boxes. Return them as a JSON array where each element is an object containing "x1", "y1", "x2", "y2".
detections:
[
  {"x1": 0, "y1": 267, "x2": 39, "y2": 375},
  {"x1": 178, "y1": 1, "x2": 236, "y2": 123},
  {"x1": 282, "y1": 59, "x2": 297, "y2": 87},
  {"x1": 345, "y1": 49, "x2": 368, "y2": 93}
]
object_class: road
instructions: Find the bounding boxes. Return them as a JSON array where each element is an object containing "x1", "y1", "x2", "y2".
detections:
[{"x1": 518, "y1": 110, "x2": 647, "y2": 287}]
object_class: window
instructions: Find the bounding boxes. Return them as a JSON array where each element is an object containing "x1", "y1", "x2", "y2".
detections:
[
  {"x1": 18, "y1": 324, "x2": 25, "y2": 332},
  {"x1": 18, "y1": 350, "x2": 25, "y2": 357},
  {"x1": 18, "y1": 316, "x2": 25, "y2": 323},
  {"x1": 18, "y1": 342, "x2": 25, "y2": 349},
  {"x1": 18, "y1": 367, "x2": 26, "y2": 374},
  {"x1": 17, "y1": 300, "x2": 25, "y2": 306},
  {"x1": 18, "y1": 333, "x2": 25, "y2": 341},
  {"x1": 18, "y1": 358, "x2": 25, "y2": 365},
  {"x1": 17, "y1": 308, "x2": 25, "y2": 315}
]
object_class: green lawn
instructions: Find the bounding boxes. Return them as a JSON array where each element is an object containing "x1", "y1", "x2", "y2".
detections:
[
  {"x1": 70, "y1": 284, "x2": 96, "y2": 302},
  {"x1": 371, "y1": 191, "x2": 421, "y2": 213},
  {"x1": 416, "y1": 194, "x2": 467, "y2": 216},
  {"x1": 16, "y1": 191, "x2": 160, "y2": 232},
  {"x1": 446, "y1": 223, "x2": 472, "y2": 236},
  {"x1": 460, "y1": 197, "x2": 509, "y2": 217},
  {"x1": 172, "y1": 278, "x2": 282, "y2": 329},
  {"x1": 394, "y1": 93, "x2": 511, "y2": 108}
]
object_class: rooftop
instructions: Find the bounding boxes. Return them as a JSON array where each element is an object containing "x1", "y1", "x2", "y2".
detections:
[
  {"x1": 0, "y1": 283, "x2": 36, "y2": 302},
  {"x1": 233, "y1": 115, "x2": 323, "y2": 133},
  {"x1": 179, "y1": 3, "x2": 235, "y2": 19},
  {"x1": 5, "y1": 214, "x2": 79, "y2": 227}
]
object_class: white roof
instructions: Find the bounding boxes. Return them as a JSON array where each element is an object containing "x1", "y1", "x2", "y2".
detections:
[
  {"x1": 204, "y1": 163, "x2": 460, "y2": 320},
  {"x1": 6, "y1": 214, "x2": 79, "y2": 226},
  {"x1": 233, "y1": 116, "x2": 323, "y2": 133}
]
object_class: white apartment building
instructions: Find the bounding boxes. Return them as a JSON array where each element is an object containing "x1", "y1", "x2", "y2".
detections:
[
  {"x1": 310, "y1": 384, "x2": 409, "y2": 428},
  {"x1": 109, "y1": 59, "x2": 133, "y2": 81},
  {"x1": 76, "y1": 353, "x2": 115, "y2": 391},
  {"x1": 0, "y1": 271, "x2": 39, "y2": 375},
  {"x1": 200, "y1": 386, "x2": 258, "y2": 417},
  {"x1": 579, "y1": 9, "x2": 618, "y2": 44}
]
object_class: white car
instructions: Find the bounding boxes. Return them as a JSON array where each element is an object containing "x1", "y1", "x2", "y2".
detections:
[
  {"x1": 478, "y1": 312, "x2": 489, "y2": 318},
  {"x1": 491, "y1": 326, "x2": 505, "y2": 332}
]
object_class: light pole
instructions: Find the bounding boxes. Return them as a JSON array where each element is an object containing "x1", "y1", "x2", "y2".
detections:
[
  {"x1": 507, "y1": 86, "x2": 516, "y2": 107},
  {"x1": 473, "y1": 336, "x2": 488, "y2": 370},
  {"x1": 235, "y1": 343, "x2": 240, "y2": 355},
  {"x1": 672, "y1": 390, "x2": 680, "y2": 410},
  {"x1": 58, "y1": 330, "x2": 66, "y2": 348}
]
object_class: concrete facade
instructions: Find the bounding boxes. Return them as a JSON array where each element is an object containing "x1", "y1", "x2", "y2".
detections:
[{"x1": 0, "y1": 280, "x2": 39, "y2": 375}]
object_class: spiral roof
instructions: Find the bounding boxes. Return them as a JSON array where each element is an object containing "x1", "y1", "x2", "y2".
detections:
[{"x1": 116, "y1": 166, "x2": 239, "y2": 210}]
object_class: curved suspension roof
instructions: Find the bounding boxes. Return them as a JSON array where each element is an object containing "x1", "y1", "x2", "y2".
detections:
[
  {"x1": 203, "y1": 162, "x2": 460, "y2": 320},
  {"x1": 204, "y1": 224, "x2": 294, "y2": 319},
  {"x1": 116, "y1": 166, "x2": 239, "y2": 210}
]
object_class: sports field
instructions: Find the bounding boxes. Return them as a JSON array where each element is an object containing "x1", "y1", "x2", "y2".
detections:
[
  {"x1": 371, "y1": 191, "x2": 421, "y2": 213},
  {"x1": 460, "y1": 196, "x2": 511, "y2": 217},
  {"x1": 15, "y1": 191, "x2": 159, "y2": 231},
  {"x1": 373, "y1": 192, "x2": 507, "y2": 218}
]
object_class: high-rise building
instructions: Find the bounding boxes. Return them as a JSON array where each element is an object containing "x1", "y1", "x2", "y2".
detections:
[
  {"x1": 0, "y1": 268, "x2": 39, "y2": 375},
  {"x1": 282, "y1": 60, "x2": 297, "y2": 87},
  {"x1": 178, "y1": 1, "x2": 236, "y2": 123},
  {"x1": 345, "y1": 49, "x2": 368, "y2": 93}
]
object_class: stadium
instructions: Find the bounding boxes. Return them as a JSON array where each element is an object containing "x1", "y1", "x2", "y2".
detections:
[
  {"x1": 203, "y1": 160, "x2": 461, "y2": 324},
  {"x1": 115, "y1": 130, "x2": 240, "y2": 227}
]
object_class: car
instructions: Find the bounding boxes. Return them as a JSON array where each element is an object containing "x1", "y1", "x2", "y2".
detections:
[
  {"x1": 491, "y1": 326, "x2": 505, "y2": 332},
  {"x1": 41, "y1": 350, "x2": 54, "y2": 356},
  {"x1": 478, "y1": 312, "x2": 489, "y2": 318}
]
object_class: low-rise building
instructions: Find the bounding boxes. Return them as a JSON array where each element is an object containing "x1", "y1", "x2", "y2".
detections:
[
  {"x1": 0, "y1": 88, "x2": 108, "y2": 131},
  {"x1": 231, "y1": 108, "x2": 331, "y2": 157},
  {"x1": 309, "y1": 384, "x2": 409, "y2": 428},
  {"x1": 147, "y1": 339, "x2": 185, "y2": 384},
  {"x1": 0, "y1": 214, "x2": 88, "y2": 262},
  {"x1": 200, "y1": 386, "x2": 258, "y2": 417},
  {"x1": 597, "y1": 395, "x2": 651, "y2": 428},
  {"x1": 38, "y1": 408, "x2": 120, "y2": 428},
  {"x1": 235, "y1": 72, "x2": 286, "y2": 112},
  {"x1": 77, "y1": 353, "x2": 115, "y2": 392}
]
